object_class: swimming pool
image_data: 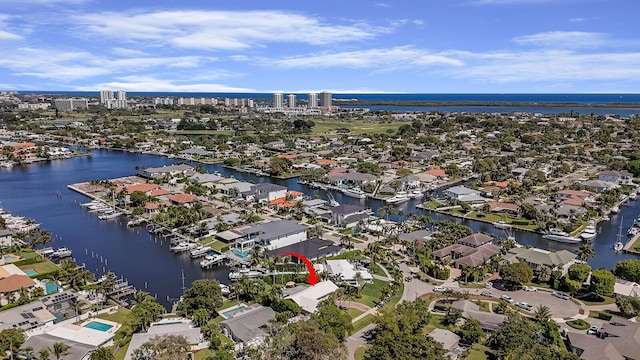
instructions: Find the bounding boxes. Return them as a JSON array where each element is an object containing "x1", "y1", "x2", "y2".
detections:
[
  {"x1": 24, "y1": 269, "x2": 39, "y2": 276},
  {"x1": 3, "y1": 255, "x2": 21, "y2": 262},
  {"x1": 83, "y1": 321, "x2": 113, "y2": 332},
  {"x1": 222, "y1": 305, "x2": 246, "y2": 318},
  {"x1": 45, "y1": 282, "x2": 59, "y2": 294}
]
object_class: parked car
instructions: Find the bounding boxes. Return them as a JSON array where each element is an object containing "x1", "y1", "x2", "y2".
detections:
[
  {"x1": 485, "y1": 282, "x2": 493, "y2": 289},
  {"x1": 587, "y1": 326, "x2": 599, "y2": 335},
  {"x1": 516, "y1": 301, "x2": 533, "y2": 311},
  {"x1": 523, "y1": 286, "x2": 537, "y2": 292},
  {"x1": 500, "y1": 294, "x2": 514, "y2": 303},
  {"x1": 481, "y1": 290, "x2": 493, "y2": 297},
  {"x1": 552, "y1": 291, "x2": 570, "y2": 300},
  {"x1": 433, "y1": 286, "x2": 447, "y2": 293}
]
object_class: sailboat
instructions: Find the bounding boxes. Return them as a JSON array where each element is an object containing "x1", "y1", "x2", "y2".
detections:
[{"x1": 613, "y1": 216, "x2": 624, "y2": 252}]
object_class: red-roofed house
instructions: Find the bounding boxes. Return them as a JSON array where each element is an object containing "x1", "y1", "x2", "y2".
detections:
[
  {"x1": 277, "y1": 153, "x2": 297, "y2": 160},
  {"x1": 425, "y1": 169, "x2": 448, "y2": 179},
  {"x1": 488, "y1": 201, "x2": 520, "y2": 215},
  {"x1": 145, "y1": 202, "x2": 160, "y2": 214},
  {"x1": 125, "y1": 183, "x2": 158, "y2": 194},
  {"x1": 149, "y1": 188, "x2": 172, "y2": 197},
  {"x1": 0, "y1": 274, "x2": 36, "y2": 294},
  {"x1": 557, "y1": 190, "x2": 593, "y2": 207},
  {"x1": 169, "y1": 193, "x2": 197, "y2": 206}
]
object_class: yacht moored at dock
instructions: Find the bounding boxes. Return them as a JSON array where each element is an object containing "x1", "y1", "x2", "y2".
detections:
[
  {"x1": 50, "y1": 247, "x2": 73, "y2": 258},
  {"x1": 580, "y1": 222, "x2": 597, "y2": 240},
  {"x1": 189, "y1": 246, "x2": 212, "y2": 258},
  {"x1": 342, "y1": 186, "x2": 367, "y2": 199},
  {"x1": 200, "y1": 254, "x2": 226, "y2": 268},
  {"x1": 386, "y1": 190, "x2": 410, "y2": 205},
  {"x1": 229, "y1": 267, "x2": 264, "y2": 280},
  {"x1": 542, "y1": 228, "x2": 582, "y2": 244},
  {"x1": 407, "y1": 189, "x2": 424, "y2": 199}
]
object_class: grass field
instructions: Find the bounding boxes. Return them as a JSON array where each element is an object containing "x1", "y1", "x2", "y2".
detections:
[
  {"x1": 347, "y1": 308, "x2": 364, "y2": 319},
  {"x1": 354, "y1": 345, "x2": 370, "y2": 360},
  {"x1": 352, "y1": 314, "x2": 376, "y2": 332},
  {"x1": 19, "y1": 260, "x2": 59, "y2": 274},
  {"x1": 311, "y1": 120, "x2": 407, "y2": 136},
  {"x1": 358, "y1": 279, "x2": 388, "y2": 308},
  {"x1": 210, "y1": 240, "x2": 230, "y2": 253},
  {"x1": 367, "y1": 263, "x2": 386, "y2": 277},
  {"x1": 96, "y1": 307, "x2": 131, "y2": 324},
  {"x1": 466, "y1": 344, "x2": 492, "y2": 360},
  {"x1": 423, "y1": 314, "x2": 447, "y2": 333}
]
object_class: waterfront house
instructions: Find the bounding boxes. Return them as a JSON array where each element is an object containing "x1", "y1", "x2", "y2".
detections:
[
  {"x1": 0, "y1": 298, "x2": 56, "y2": 332},
  {"x1": 264, "y1": 140, "x2": 287, "y2": 151},
  {"x1": 189, "y1": 173, "x2": 226, "y2": 187},
  {"x1": 597, "y1": 170, "x2": 633, "y2": 184},
  {"x1": 431, "y1": 233, "x2": 501, "y2": 268},
  {"x1": 581, "y1": 179, "x2": 620, "y2": 193},
  {"x1": 443, "y1": 185, "x2": 486, "y2": 203},
  {"x1": 268, "y1": 237, "x2": 342, "y2": 262},
  {"x1": 252, "y1": 183, "x2": 288, "y2": 204},
  {"x1": 488, "y1": 201, "x2": 520, "y2": 215},
  {"x1": 324, "y1": 204, "x2": 370, "y2": 228},
  {"x1": 502, "y1": 247, "x2": 577, "y2": 275},
  {"x1": 398, "y1": 230, "x2": 435, "y2": 246},
  {"x1": 0, "y1": 229, "x2": 13, "y2": 247},
  {"x1": 144, "y1": 164, "x2": 195, "y2": 178},
  {"x1": 614, "y1": 279, "x2": 640, "y2": 298},
  {"x1": 566, "y1": 317, "x2": 640, "y2": 360},
  {"x1": 424, "y1": 169, "x2": 448, "y2": 179},
  {"x1": 168, "y1": 193, "x2": 197, "y2": 207},
  {"x1": 408, "y1": 150, "x2": 440, "y2": 163},
  {"x1": 238, "y1": 219, "x2": 307, "y2": 251},
  {"x1": 220, "y1": 304, "x2": 276, "y2": 350}
]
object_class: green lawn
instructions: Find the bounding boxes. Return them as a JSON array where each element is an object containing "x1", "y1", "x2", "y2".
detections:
[
  {"x1": 388, "y1": 282, "x2": 404, "y2": 305},
  {"x1": 579, "y1": 294, "x2": 616, "y2": 306},
  {"x1": 217, "y1": 300, "x2": 237, "y2": 311},
  {"x1": 113, "y1": 343, "x2": 129, "y2": 360},
  {"x1": 327, "y1": 250, "x2": 363, "y2": 261},
  {"x1": 466, "y1": 344, "x2": 492, "y2": 360},
  {"x1": 210, "y1": 240, "x2": 230, "y2": 253},
  {"x1": 367, "y1": 263, "x2": 386, "y2": 277},
  {"x1": 354, "y1": 345, "x2": 370, "y2": 360},
  {"x1": 347, "y1": 308, "x2": 364, "y2": 319},
  {"x1": 96, "y1": 307, "x2": 131, "y2": 324},
  {"x1": 352, "y1": 314, "x2": 376, "y2": 332},
  {"x1": 19, "y1": 260, "x2": 59, "y2": 274},
  {"x1": 424, "y1": 201, "x2": 445, "y2": 209},
  {"x1": 423, "y1": 314, "x2": 447, "y2": 333},
  {"x1": 17, "y1": 250, "x2": 39, "y2": 260},
  {"x1": 358, "y1": 279, "x2": 388, "y2": 307}
]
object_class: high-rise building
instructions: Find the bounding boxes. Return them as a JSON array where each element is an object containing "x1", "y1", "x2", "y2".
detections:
[
  {"x1": 308, "y1": 93, "x2": 318, "y2": 108},
  {"x1": 287, "y1": 94, "x2": 296, "y2": 108},
  {"x1": 273, "y1": 92, "x2": 284, "y2": 108},
  {"x1": 53, "y1": 98, "x2": 89, "y2": 111},
  {"x1": 320, "y1": 91, "x2": 332, "y2": 109},
  {"x1": 99, "y1": 90, "x2": 114, "y2": 105}
]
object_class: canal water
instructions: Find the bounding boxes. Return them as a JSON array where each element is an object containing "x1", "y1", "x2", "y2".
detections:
[{"x1": 0, "y1": 149, "x2": 638, "y2": 306}]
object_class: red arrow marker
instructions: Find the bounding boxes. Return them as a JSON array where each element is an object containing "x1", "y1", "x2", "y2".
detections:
[{"x1": 282, "y1": 252, "x2": 319, "y2": 286}]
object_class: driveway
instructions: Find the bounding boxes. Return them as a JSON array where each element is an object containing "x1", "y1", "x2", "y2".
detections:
[{"x1": 346, "y1": 323, "x2": 375, "y2": 360}]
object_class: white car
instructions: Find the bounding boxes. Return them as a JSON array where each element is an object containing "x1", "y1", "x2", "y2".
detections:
[
  {"x1": 523, "y1": 286, "x2": 537, "y2": 292},
  {"x1": 552, "y1": 291, "x2": 570, "y2": 300},
  {"x1": 587, "y1": 326, "x2": 599, "y2": 335},
  {"x1": 516, "y1": 301, "x2": 533, "y2": 311},
  {"x1": 433, "y1": 286, "x2": 447, "y2": 293},
  {"x1": 500, "y1": 294, "x2": 514, "y2": 303}
]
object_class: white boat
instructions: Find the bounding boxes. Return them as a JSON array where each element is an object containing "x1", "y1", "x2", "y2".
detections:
[
  {"x1": 127, "y1": 218, "x2": 146, "y2": 227},
  {"x1": 407, "y1": 189, "x2": 424, "y2": 199},
  {"x1": 542, "y1": 228, "x2": 582, "y2": 244},
  {"x1": 580, "y1": 223, "x2": 597, "y2": 240},
  {"x1": 629, "y1": 227, "x2": 639, "y2": 236},
  {"x1": 51, "y1": 247, "x2": 72, "y2": 258},
  {"x1": 602, "y1": 215, "x2": 611, "y2": 221},
  {"x1": 492, "y1": 221, "x2": 512, "y2": 230},
  {"x1": 386, "y1": 191, "x2": 409, "y2": 204},
  {"x1": 614, "y1": 241, "x2": 624, "y2": 252},
  {"x1": 190, "y1": 246, "x2": 212, "y2": 258},
  {"x1": 219, "y1": 283, "x2": 230, "y2": 295},
  {"x1": 630, "y1": 193, "x2": 638, "y2": 201},
  {"x1": 229, "y1": 267, "x2": 264, "y2": 281},
  {"x1": 170, "y1": 242, "x2": 196, "y2": 253},
  {"x1": 611, "y1": 206, "x2": 620, "y2": 214},
  {"x1": 98, "y1": 212, "x2": 123, "y2": 220},
  {"x1": 200, "y1": 254, "x2": 225, "y2": 268},
  {"x1": 342, "y1": 187, "x2": 367, "y2": 199}
]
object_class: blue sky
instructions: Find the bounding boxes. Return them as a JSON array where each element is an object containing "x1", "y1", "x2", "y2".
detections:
[{"x1": 0, "y1": 0, "x2": 638, "y2": 93}]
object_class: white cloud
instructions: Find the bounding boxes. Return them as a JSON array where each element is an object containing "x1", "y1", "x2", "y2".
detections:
[
  {"x1": 268, "y1": 46, "x2": 463, "y2": 69},
  {"x1": 513, "y1": 31, "x2": 607, "y2": 48},
  {"x1": 71, "y1": 10, "x2": 385, "y2": 51},
  {"x1": 77, "y1": 75, "x2": 254, "y2": 93},
  {"x1": 569, "y1": 17, "x2": 586, "y2": 22},
  {"x1": 0, "y1": 30, "x2": 20, "y2": 40},
  {"x1": 111, "y1": 48, "x2": 147, "y2": 57}
]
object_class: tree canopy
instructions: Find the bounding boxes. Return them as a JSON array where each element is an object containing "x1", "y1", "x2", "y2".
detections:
[
  {"x1": 177, "y1": 279, "x2": 224, "y2": 320},
  {"x1": 499, "y1": 262, "x2": 533, "y2": 285},
  {"x1": 589, "y1": 269, "x2": 615, "y2": 297}
]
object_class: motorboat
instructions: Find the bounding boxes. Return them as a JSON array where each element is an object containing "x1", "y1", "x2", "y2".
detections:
[
  {"x1": 611, "y1": 206, "x2": 620, "y2": 214},
  {"x1": 219, "y1": 283, "x2": 230, "y2": 295},
  {"x1": 190, "y1": 246, "x2": 212, "y2": 258},
  {"x1": 492, "y1": 220, "x2": 512, "y2": 230},
  {"x1": 229, "y1": 267, "x2": 264, "y2": 281},
  {"x1": 342, "y1": 186, "x2": 367, "y2": 199},
  {"x1": 542, "y1": 228, "x2": 581, "y2": 244},
  {"x1": 98, "y1": 211, "x2": 123, "y2": 220},
  {"x1": 580, "y1": 223, "x2": 597, "y2": 240},
  {"x1": 201, "y1": 254, "x2": 225, "y2": 268},
  {"x1": 630, "y1": 193, "x2": 638, "y2": 201},
  {"x1": 386, "y1": 191, "x2": 410, "y2": 205},
  {"x1": 407, "y1": 189, "x2": 424, "y2": 199},
  {"x1": 170, "y1": 242, "x2": 197, "y2": 253},
  {"x1": 51, "y1": 247, "x2": 73, "y2": 258},
  {"x1": 629, "y1": 227, "x2": 640, "y2": 237},
  {"x1": 127, "y1": 218, "x2": 146, "y2": 227}
]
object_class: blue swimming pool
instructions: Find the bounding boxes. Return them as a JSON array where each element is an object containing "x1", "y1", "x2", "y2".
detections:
[
  {"x1": 222, "y1": 306, "x2": 246, "y2": 318},
  {"x1": 45, "y1": 283, "x2": 59, "y2": 294},
  {"x1": 83, "y1": 321, "x2": 113, "y2": 332},
  {"x1": 24, "y1": 269, "x2": 39, "y2": 276}
]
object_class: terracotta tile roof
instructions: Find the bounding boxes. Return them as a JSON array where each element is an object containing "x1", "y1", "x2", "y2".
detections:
[
  {"x1": 277, "y1": 153, "x2": 297, "y2": 159},
  {"x1": 425, "y1": 169, "x2": 448, "y2": 178},
  {"x1": 149, "y1": 189, "x2": 171, "y2": 197},
  {"x1": 126, "y1": 183, "x2": 158, "y2": 194},
  {"x1": 13, "y1": 142, "x2": 36, "y2": 148},
  {"x1": 169, "y1": 193, "x2": 197, "y2": 203},
  {"x1": 0, "y1": 275, "x2": 36, "y2": 293},
  {"x1": 317, "y1": 159, "x2": 338, "y2": 165}
]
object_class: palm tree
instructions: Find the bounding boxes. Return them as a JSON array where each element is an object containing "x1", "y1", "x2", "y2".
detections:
[
  {"x1": 89, "y1": 347, "x2": 114, "y2": 360},
  {"x1": 577, "y1": 242, "x2": 595, "y2": 262},
  {"x1": 354, "y1": 272, "x2": 365, "y2": 298},
  {"x1": 38, "y1": 349, "x2": 50, "y2": 360},
  {"x1": 50, "y1": 342, "x2": 70, "y2": 360},
  {"x1": 534, "y1": 305, "x2": 552, "y2": 323}
]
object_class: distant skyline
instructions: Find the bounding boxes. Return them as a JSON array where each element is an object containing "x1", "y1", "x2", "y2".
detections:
[{"x1": 0, "y1": 0, "x2": 638, "y2": 93}]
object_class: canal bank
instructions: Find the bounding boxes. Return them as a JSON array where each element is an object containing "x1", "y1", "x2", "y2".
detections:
[{"x1": 1, "y1": 149, "x2": 639, "y2": 307}]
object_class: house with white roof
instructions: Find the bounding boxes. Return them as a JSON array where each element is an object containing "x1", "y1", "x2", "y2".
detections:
[
  {"x1": 285, "y1": 281, "x2": 339, "y2": 313},
  {"x1": 322, "y1": 259, "x2": 373, "y2": 286}
]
